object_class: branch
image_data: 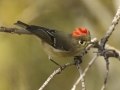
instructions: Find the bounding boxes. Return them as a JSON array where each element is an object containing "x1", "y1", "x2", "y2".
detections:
[
  {"x1": 0, "y1": 27, "x2": 31, "y2": 34},
  {"x1": 76, "y1": 64, "x2": 85, "y2": 90},
  {"x1": 97, "y1": 6, "x2": 120, "y2": 90},
  {"x1": 99, "y1": 6, "x2": 120, "y2": 51},
  {"x1": 38, "y1": 61, "x2": 75, "y2": 90}
]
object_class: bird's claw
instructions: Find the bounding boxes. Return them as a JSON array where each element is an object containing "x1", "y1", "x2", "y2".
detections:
[{"x1": 74, "y1": 56, "x2": 82, "y2": 65}]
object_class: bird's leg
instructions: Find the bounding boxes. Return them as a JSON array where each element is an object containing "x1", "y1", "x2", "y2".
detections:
[
  {"x1": 48, "y1": 56, "x2": 62, "y2": 67},
  {"x1": 74, "y1": 49, "x2": 88, "y2": 65}
]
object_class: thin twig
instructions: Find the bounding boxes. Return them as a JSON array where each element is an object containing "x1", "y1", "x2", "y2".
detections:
[
  {"x1": 76, "y1": 64, "x2": 85, "y2": 90},
  {"x1": 101, "y1": 58, "x2": 109, "y2": 90},
  {"x1": 38, "y1": 61, "x2": 75, "y2": 90},
  {"x1": 0, "y1": 27, "x2": 31, "y2": 34},
  {"x1": 101, "y1": 69, "x2": 109, "y2": 90},
  {"x1": 105, "y1": 44, "x2": 120, "y2": 54},
  {"x1": 99, "y1": 6, "x2": 120, "y2": 51}
]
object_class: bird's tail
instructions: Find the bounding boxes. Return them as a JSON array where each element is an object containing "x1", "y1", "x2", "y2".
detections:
[{"x1": 14, "y1": 21, "x2": 30, "y2": 28}]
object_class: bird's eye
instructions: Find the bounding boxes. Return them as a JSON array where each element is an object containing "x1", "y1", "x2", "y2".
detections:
[
  {"x1": 78, "y1": 40, "x2": 86, "y2": 45},
  {"x1": 80, "y1": 41, "x2": 83, "y2": 44}
]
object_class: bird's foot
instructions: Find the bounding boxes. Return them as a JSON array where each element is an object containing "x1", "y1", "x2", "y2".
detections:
[{"x1": 74, "y1": 56, "x2": 82, "y2": 65}]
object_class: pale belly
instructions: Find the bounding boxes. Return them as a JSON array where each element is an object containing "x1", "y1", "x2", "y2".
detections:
[{"x1": 41, "y1": 41, "x2": 83, "y2": 57}]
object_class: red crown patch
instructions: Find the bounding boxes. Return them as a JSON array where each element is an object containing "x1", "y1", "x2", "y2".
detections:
[{"x1": 72, "y1": 28, "x2": 88, "y2": 37}]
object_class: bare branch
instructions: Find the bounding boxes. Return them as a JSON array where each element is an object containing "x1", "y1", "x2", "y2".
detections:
[
  {"x1": 105, "y1": 44, "x2": 120, "y2": 55},
  {"x1": 98, "y1": 6, "x2": 120, "y2": 90},
  {"x1": 0, "y1": 26, "x2": 31, "y2": 34},
  {"x1": 99, "y1": 6, "x2": 120, "y2": 51},
  {"x1": 101, "y1": 64, "x2": 109, "y2": 90},
  {"x1": 76, "y1": 64, "x2": 86, "y2": 90},
  {"x1": 38, "y1": 61, "x2": 75, "y2": 90}
]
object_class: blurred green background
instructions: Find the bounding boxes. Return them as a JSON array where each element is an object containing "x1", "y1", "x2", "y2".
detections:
[{"x1": 0, "y1": 0, "x2": 120, "y2": 90}]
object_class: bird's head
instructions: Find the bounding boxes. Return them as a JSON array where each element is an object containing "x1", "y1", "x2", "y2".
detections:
[
  {"x1": 71, "y1": 27, "x2": 91, "y2": 47},
  {"x1": 72, "y1": 27, "x2": 91, "y2": 41}
]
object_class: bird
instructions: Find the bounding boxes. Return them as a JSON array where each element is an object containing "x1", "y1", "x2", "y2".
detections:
[{"x1": 14, "y1": 21, "x2": 91, "y2": 65}]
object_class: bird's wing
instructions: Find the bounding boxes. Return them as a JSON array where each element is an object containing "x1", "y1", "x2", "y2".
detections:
[
  {"x1": 29, "y1": 26, "x2": 73, "y2": 51},
  {"x1": 52, "y1": 32, "x2": 74, "y2": 51}
]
